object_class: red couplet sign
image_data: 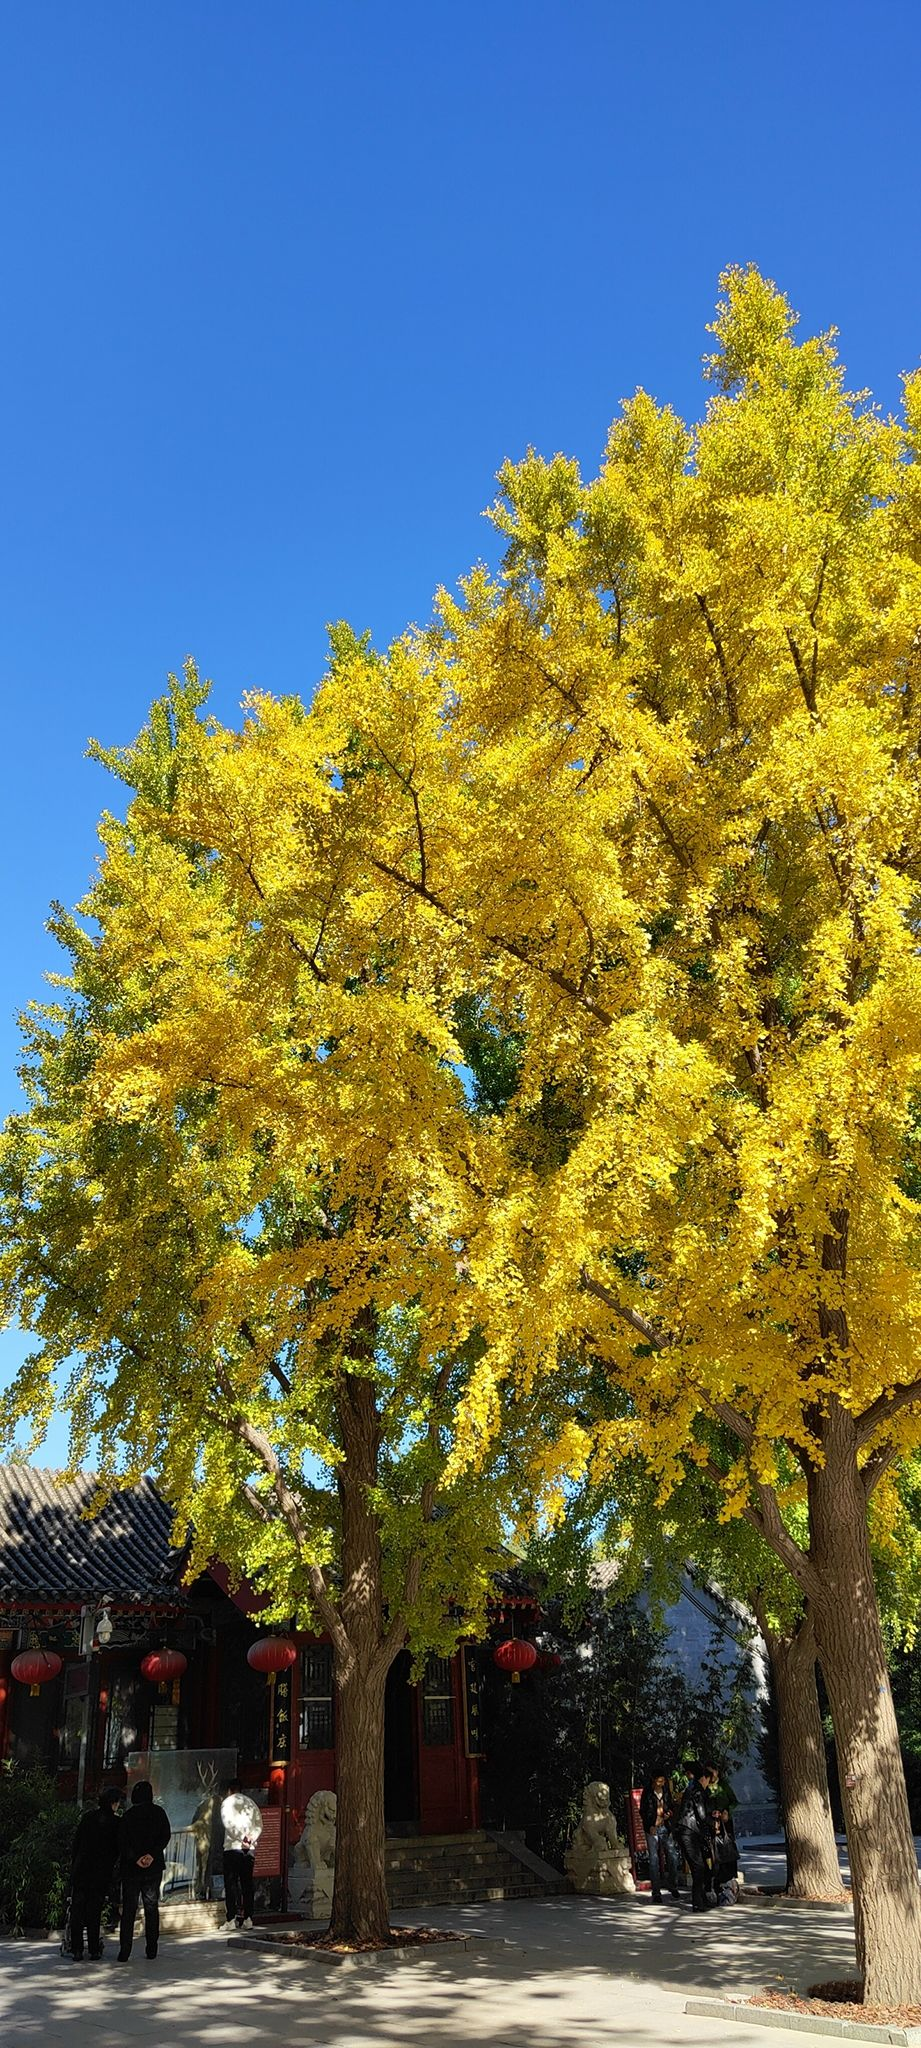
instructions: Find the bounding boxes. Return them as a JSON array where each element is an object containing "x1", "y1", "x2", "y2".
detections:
[
  {"x1": 625, "y1": 1787, "x2": 650, "y2": 1888},
  {"x1": 253, "y1": 1807, "x2": 283, "y2": 1878}
]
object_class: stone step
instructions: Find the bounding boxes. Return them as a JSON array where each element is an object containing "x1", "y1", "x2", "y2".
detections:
[
  {"x1": 382, "y1": 1832, "x2": 567, "y2": 1909},
  {"x1": 159, "y1": 1899, "x2": 227, "y2": 1935},
  {"x1": 387, "y1": 1858, "x2": 507, "y2": 1871}
]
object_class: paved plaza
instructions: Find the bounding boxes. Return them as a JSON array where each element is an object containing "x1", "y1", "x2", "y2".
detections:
[{"x1": 0, "y1": 1891, "x2": 859, "y2": 2048}]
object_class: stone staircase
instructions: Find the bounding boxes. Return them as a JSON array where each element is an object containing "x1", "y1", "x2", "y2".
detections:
[
  {"x1": 384, "y1": 1830, "x2": 568, "y2": 1909},
  {"x1": 155, "y1": 1831, "x2": 568, "y2": 1929}
]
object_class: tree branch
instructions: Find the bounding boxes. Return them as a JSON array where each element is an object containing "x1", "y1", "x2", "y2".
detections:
[
  {"x1": 696, "y1": 593, "x2": 739, "y2": 730},
  {"x1": 580, "y1": 1271, "x2": 670, "y2": 1351},
  {"x1": 371, "y1": 856, "x2": 616, "y2": 1028},
  {"x1": 857, "y1": 1376, "x2": 921, "y2": 1451},
  {"x1": 217, "y1": 1378, "x2": 347, "y2": 1654},
  {"x1": 704, "y1": 1458, "x2": 818, "y2": 1598},
  {"x1": 786, "y1": 628, "x2": 818, "y2": 717}
]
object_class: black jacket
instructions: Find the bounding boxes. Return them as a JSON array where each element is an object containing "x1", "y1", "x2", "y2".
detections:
[
  {"x1": 677, "y1": 1781, "x2": 710, "y2": 1848},
  {"x1": 119, "y1": 1801, "x2": 172, "y2": 1879},
  {"x1": 71, "y1": 1806, "x2": 120, "y2": 1887},
  {"x1": 639, "y1": 1786, "x2": 672, "y2": 1833}
]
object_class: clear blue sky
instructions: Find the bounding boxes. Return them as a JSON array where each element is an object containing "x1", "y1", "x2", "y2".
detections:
[{"x1": 3, "y1": 0, "x2": 920, "y2": 1458}]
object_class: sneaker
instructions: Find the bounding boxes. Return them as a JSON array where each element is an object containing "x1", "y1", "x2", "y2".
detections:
[
  {"x1": 241, "y1": 1917, "x2": 253, "y2": 1930},
  {"x1": 220, "y1": 1920, "x2": 234, "y2": 1931}
]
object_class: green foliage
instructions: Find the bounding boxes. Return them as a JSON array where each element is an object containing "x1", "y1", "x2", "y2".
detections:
[
  {"x1": 452, "y1": 995, "x2": 523, "y2": 1116},
  {"x1": 479, "y1": 1592, "x2": 756, "y2": 1866},
  {"x1": 0, "y1": 1766, "x2": 79, "y2": 1932}
]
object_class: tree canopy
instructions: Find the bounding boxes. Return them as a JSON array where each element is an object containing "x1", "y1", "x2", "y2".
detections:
[{"x1": 4, "y1": 263, "x2": 921, "y2": 1988}]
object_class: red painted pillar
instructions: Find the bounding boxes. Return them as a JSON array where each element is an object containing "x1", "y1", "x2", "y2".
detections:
[{"x1": 0, "y1": 1640, "x2": 11, "y2": 1762}]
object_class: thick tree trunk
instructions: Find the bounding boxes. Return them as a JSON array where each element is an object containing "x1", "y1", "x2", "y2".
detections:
[
  {"x1": 765, "y1": 1611, "x2": 843, "y2": 1899},
  {"x1": 809, "y1": 1402, "x2": 921, "y2": 2004},
  {"x1": 327, "y1": 1366, "x2": 398, "y2": 1946},
  {"x1": 329, "y1": 1648, "x2": 389, "y2": 1943}
]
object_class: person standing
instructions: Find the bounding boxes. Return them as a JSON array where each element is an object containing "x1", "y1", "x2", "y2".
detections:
[
  {"x1": 117, "y1": 1780, "x2": 172, "y2": 1961},
  {"x1": 639, "y1": 1769, "x2": 681, "y2": 1902},
  {"x1": 219, "y1": 1778, "x2": 263, "y2": 1930},
  {"x1": 711, "y1": 1805, "x2": 739, "y2": 1905},
  {"x1": 677, "y1": 1763, "x2": 714, "y2": 1912},
  {"x1": 68, "y1": 1787, "x2": 122, "y2": 1961}
]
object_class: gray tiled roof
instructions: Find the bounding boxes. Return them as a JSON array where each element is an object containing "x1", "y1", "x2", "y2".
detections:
[{"x1": 0, "y1": 1467, "x2": 185, "y2": 1604}]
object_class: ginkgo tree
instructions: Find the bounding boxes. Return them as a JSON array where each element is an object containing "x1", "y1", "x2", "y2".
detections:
[
  {"x1": 0, "y1": 667, "x2": 578, "y2": 1945},
  {"x1": 311, "y1": 270, "x2": 921, "y2": 2000}
]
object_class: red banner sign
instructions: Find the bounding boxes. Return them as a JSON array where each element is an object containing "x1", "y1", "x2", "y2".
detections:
[{"x1": 253, "y1": 1807, "x2": 283, "y2": 1878}]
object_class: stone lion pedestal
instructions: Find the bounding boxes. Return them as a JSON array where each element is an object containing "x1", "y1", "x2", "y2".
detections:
[
  {"x1": 288, "y1": 1789, "x2": 337, "y2": 1919},
  {"x1": 565, "y1": 1780, "x2": 636, "y2": 1896}
]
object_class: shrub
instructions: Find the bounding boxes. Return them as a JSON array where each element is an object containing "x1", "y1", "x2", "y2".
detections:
[{"x1": 0, "y1": 1765, "x2": 79, "y2": 1932}]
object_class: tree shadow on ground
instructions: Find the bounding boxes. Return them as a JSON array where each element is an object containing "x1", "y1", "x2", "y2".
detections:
[{"x1": 0, "y1": 1900, "x2": 857, "y2": 2048}]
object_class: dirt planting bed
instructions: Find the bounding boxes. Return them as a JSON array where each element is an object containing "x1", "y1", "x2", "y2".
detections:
[
  {"x1": 755, "y1": 1980, "x2": 921, "y2": 2029},
  {"x1": 257, "y1": 1925, "x2": 464, "y2": 1955}
]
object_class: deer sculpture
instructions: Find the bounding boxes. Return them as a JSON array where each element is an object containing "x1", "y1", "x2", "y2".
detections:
[{"x1": 189, "y1": 1760, "x2": 220, "y2": 1899}]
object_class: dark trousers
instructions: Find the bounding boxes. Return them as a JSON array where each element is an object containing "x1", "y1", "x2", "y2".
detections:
[
  {"x1": 223, "y1": 1849, "x2": 255, "y2": 1923},
  {"x1": 685, "y1": 1849, "x2": 710, "y2": 1911},
  {"x1": 119, "y1": 1871, "x2": 161, "y2": 1957},
  {"x1": 645, "y1": 1824, "x2": 681, "y2": 1898},
  {"x1": 70, "y1": 1883, "x2": 105, "y2": 1959}
]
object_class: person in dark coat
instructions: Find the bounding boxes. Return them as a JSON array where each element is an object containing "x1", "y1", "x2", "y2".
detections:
[
  {"x1": 711, "y1": 1805, "x2": 739, "y2": 1904},
  {"x1": 677, "y1": 1763, "x2": 715, "y2": 1912},
  {"x1": 117, "y1": 1780, "x2": 172, "y2": 1961},
  {"x1": 639, "y1": 1769, "x2": 681, "y2": 1902},
  {"x1": 69, "y1": 1787, "x2": 122, "y2": 1961}
]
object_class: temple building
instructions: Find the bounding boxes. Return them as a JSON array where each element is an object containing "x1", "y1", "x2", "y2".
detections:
[
  {"x1": 0, "y1": 1466, "x2": 545, "y2": 1899},
  {"x1": 0, "y1": 1465, "x2": 777, "y2": 1903}
]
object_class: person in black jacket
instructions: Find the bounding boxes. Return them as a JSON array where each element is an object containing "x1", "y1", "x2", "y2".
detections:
[
  {"x1": 711, "y1": 1805, "x2": 739, "y2": 1904},
  {"x1": 639, "y1": 1770, "x2": 681, "y2": 1902},
  {"x1": 116, "y1": 1780, "x2": 172, "y2": 1961},
  {"x1": 69, "y1": 1787, "x2": 122, "y2": 1961},
  {"x1": 677, "y1": 1764, "x2": 715, "y2": 1912}
]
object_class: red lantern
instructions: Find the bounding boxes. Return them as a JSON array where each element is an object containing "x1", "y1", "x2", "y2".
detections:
[
  {"x1": 247, "y1": 1636, "x2": 297, "y2": 1680},
  {"x1": 11, "y1": 1649, "x2": 63, "y2": 1698},
  {"x1": 537, "y1": 1651, "x2": 562, "y2": 1672},
  {"x1": 493, "y1": 1638, "x2": 538, "y2": 1683},
  {"x1": 140, "y1": 1648, "x2": 188, "y2": 1694}
]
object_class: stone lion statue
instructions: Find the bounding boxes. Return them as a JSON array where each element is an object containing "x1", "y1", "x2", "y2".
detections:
[
  {"x1": 565, "y1": 1780, "x2": 636, "y2": 1896},
  {"x1": 288, "y1": 1789, "x2": 337, "y2": 1914}
]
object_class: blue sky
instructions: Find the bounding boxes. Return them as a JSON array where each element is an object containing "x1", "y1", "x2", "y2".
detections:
[{"x1": 3, "y1": 0, "x2": 920, "y2": 1460}]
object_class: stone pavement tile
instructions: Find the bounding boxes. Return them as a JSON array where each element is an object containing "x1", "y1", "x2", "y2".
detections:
[{"x1": 0, "y1": 1908, "x2": 860, "y2": 2048}]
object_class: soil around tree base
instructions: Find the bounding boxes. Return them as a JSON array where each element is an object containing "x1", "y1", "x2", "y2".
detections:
[
  {"x1": 258, "y1": 1925, "x2": 464, "y2": 1954},
  {"x1": 755, "y1": 1981, "x2": 921, "y2": 2028}
]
